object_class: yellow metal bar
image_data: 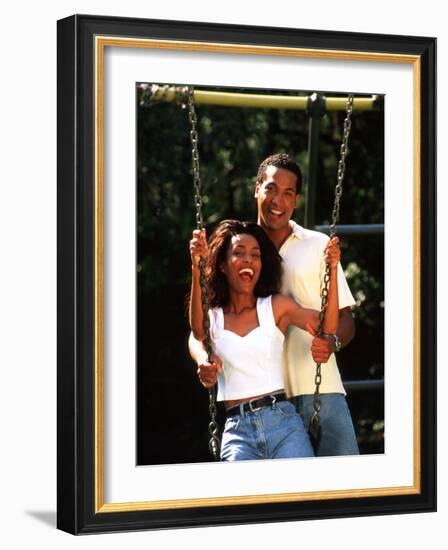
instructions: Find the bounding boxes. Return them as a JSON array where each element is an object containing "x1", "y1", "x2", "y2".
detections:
[
  {"x1": 325, "y1": 97, "x2": 375, "y2": 111},
  {"x1": 195, "y1": 90, "x2": 309, "y2": 109},
  {"x1": 142, "y1": 85, "x2": 376, "y2": 111}
]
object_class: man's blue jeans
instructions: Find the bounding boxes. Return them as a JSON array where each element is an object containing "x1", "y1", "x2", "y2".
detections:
[
  {"x1": 291, "y1": 393, "x2": 359, "y2": 456},
  {"x1": 220, "y1": 400, "x2": 314, "y2": 461}
]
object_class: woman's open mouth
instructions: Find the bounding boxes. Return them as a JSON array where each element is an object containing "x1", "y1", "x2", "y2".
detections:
[{"x1": 238, "y1": 268, "x2": 254, "y2": 282}]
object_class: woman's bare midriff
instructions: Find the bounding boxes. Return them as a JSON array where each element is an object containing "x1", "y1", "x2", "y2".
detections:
[{"x1": 225, "y1": 389, "x2": 284, "y2": 410}]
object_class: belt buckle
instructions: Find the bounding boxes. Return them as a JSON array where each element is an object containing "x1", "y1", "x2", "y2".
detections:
[
  {"x1": 248, "y1": 398, "x2": 262, "y2": 413},
  {"x1": 248, "y1": 394, "x2": 276, "y2": 413}
]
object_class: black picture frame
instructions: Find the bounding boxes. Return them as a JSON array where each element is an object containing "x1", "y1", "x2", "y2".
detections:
[{"x1": 57, "y1": 14, "x2": 436, "y2": 535}]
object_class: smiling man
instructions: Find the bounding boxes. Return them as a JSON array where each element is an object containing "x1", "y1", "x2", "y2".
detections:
[
  {"x1": 253, "y1": 153, "x2": 358, "y2": 456},
  {"x1": 190, "y1": 153, "x2": 359, "y2": 456}
]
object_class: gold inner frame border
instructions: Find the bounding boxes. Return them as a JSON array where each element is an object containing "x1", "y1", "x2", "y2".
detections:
[{"x1": 94, "y1": 36, "x2": 421, "y2": 513}]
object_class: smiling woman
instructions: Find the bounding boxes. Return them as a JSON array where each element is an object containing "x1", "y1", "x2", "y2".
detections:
[
  {"x1": 188, "y1": 219, "x2": 341, "y2": 461},
  {"x1": 220, "y1": 234, "x2": 262, "y2": 298}
]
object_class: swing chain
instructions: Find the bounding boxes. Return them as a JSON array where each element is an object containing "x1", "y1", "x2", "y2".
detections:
[
  {"x1": 309, "y1": 94, "x2": 354, "y2": 452},
  {"x1": 330, "y1": 94, "x2": 354, "y2": 238},
  {"x1": 186, "y1": 86, "x2": 221, "y2": 461},
  {"x1": 187, "y1": 88, "x2": 204, "y2": 231}
]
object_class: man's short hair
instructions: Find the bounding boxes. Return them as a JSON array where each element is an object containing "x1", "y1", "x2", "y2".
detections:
[{"x1": 256, "y1": 153, "x2": 302, "y2": 194}]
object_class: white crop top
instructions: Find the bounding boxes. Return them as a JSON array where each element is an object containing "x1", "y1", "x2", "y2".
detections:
[{"x1": 208, "y1": 296, "x2": 285, "y2": 401}]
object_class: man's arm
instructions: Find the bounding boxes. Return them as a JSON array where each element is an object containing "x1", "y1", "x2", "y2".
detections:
[
  {"x1": 188, "y1": 332, "x2": 222, "y2": 388},
  {"x1": 337, "y1": 306, "x2": 356, "y2": 347},
  {"x1": 310, "y1": 307, "x2": 355, "y2": 363}
]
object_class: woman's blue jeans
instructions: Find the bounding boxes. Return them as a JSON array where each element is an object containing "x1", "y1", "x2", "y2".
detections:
[{"x1": 220, "y1": 400, "x2": 314, "y2": 461}]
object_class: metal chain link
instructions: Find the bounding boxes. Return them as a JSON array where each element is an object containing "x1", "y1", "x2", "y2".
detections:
[
  {"x1": 186, "y1": 86, "x2": 221, "y2": 460},
  {"x1": 309, "y1": 94, "x2": 354, "y2": 452}
]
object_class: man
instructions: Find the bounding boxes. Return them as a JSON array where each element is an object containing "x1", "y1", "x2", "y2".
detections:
[{"x1": 190, "y1": 153, "x2": 359, "y2": 456}]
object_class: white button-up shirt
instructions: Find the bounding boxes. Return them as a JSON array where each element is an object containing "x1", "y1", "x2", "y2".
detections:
[{"x1": 280, "y1": 221, "x2": 356, "y2": 396}]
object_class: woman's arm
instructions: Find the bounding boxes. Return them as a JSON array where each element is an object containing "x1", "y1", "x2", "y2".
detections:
[
  {"x1": 189, "y1": 229, "x2": 208, "y2": 341},
  {"x1": 273, "y1": 237, "x2": 340, "y2": 335},
  {"x1": 321, "y1": 237, "x2": 340, "y2": 335},
  {"x1": 273, "y1": 295, "x2": 320, "y2": 334}
]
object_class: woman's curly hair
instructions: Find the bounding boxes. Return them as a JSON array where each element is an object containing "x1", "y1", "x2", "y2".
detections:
[{"x1": 206, "y1": 220, "x2": 283, "y2": 308}]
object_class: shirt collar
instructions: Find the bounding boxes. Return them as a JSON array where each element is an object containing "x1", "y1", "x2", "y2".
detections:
[{"x1": 288, "y1": 220, "x2": 304, "y2": 240}]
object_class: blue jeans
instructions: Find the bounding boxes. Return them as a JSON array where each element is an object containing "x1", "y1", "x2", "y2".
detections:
[
  {"x1": 220, "y1": 400, "x2": 314, "y2": 461},
  {"x1": 291, "y1": 393, "x2": 359, "y2": 456}
]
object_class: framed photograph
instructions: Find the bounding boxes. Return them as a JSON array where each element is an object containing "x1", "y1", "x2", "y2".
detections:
[
  {"x1": 135, "y1": 82, "x2": 386, "y2": 468},
  {"x1": 57, "y1": 14, "x2": 436, "y2": 534}
]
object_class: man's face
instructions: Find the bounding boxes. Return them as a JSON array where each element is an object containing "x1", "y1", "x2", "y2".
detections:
[{"x1": 255, "y1": 165, "x2": 299, "y2": 232}]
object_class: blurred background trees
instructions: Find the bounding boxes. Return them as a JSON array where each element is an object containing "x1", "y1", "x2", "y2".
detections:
[{"x1": 137, "y1": 84, "x2": 384, "y2": 464}]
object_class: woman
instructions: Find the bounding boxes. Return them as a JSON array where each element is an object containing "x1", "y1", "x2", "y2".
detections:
[{"x1": 189, "y1": 220, "x2": 340, "y2": 461}]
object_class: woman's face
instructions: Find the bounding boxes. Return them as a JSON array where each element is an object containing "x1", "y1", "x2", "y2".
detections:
[{"x1": 220, "y1": 233, "x2": 262, "y2": 294}]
